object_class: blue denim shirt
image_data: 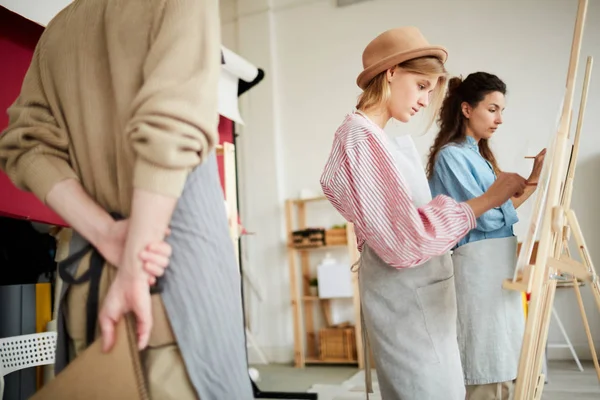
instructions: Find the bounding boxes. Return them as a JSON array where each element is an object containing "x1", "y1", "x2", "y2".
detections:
[{"x1": 428, "y1": 136, "x2": 518, "y2": 248}]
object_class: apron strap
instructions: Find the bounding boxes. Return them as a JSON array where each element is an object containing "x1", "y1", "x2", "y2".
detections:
[
  {"x1": 354, "y1": 254, "x2": 373, "y2": 398},
  {"x1": 360, "y1": 304, "x2": 373, "y2": 398},
  {"x1": 57, "y1": 212, "x2": 164, "y2": 347},
  {"x1": 57, "y1": 243, "x2": 100, "y2": 346},
  {"x1": 350, "y1": 258, "x2": 361, "y2": 273}
]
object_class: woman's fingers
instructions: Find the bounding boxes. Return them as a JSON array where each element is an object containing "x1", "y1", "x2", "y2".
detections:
[{"x1": 144, "y1": 262, "x2": 166, "y2": 278}]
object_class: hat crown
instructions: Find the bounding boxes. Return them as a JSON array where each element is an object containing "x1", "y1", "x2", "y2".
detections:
[
  {"x1": 356, "y1": 26, "x2": 447, "y2": 90},
  {"x1": 362, "y1": 27, "x2": 431, "y2": 69}
]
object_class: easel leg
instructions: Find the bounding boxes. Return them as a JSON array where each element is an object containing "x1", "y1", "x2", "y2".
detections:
[
  {"x1": 581, "y1": 247, "x2": 600, "y2": 313},
  {"x1": 564, "y1": 214, "x2": 600, "y2": 381},
  {"x1": 571, "y1": 277, "x2": 600, "y2": 381},
  {"x1": 591, "y1": 276, "x2": 600, "y2": 315},
  {"x1": 567, "y1": 210, "x2": 600, "y2": 312},
  {"x1": 533, "y1": 373, "x2": 545, "y2": 400},
  {"x1": 246, "y1": 328, "x2": 270, "y2": 365},
  {"x1": 515, "y1": 277, "x2": 557, "y2": 399},
  {"x1": 536, "y1": 280, "x2": 558, "y2": 395}
]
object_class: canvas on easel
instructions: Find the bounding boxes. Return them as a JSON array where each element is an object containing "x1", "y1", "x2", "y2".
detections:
[
  {"x1": 501, "y1": 0, "x2": 600, "y2": 398},
  {"x1": 510, "y1": 97, "x2": 561, "y2": 287}
]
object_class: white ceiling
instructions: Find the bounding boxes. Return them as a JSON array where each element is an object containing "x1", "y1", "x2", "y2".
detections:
[{"x1": 220, "y1": 0, "x2": 374, "y2": 23}]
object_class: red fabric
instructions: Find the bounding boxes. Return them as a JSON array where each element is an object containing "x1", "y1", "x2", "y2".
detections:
[
  {"x1": 320, "y1": 113, "x2": 476, "y2": 268},
  {"x1": 0, "y1": 7, "x2": 235, "y2": 227},
  {"x1": 217, "y1": 116, "x2": 234, "y2": 191},
  {"x1": 216, "y1": 117, "x2": 246, "y2": 234},
  {"x1": 0, "y1": 7, "x2": 64, "y2": 225}
]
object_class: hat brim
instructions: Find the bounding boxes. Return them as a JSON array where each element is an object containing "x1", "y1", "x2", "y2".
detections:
[{"x1": 356, "y1": 46, "x2": 448, "y2": 90}]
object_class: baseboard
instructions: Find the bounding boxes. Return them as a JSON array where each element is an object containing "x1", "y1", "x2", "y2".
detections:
[
  {"x1": 247, "y1": 345, "x2": 293, "y2": 365},
  {"x1": 248, "y1": 345, "x2": 600, "y2": 363},
  {"x1": 248, "y1": 344, "x2": 600, "y2": 364},
  {"x1": 546, "y1": 342, "x2": 600, "y2": 361}
]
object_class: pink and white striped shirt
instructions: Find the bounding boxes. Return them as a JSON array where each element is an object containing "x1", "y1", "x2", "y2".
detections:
[{"x1": 320, "y1": 113, "x2": 476, "y2": 269}]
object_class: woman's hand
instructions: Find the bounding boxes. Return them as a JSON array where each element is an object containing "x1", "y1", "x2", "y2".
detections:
[
  {"x1": 96, "y1": 219, "x2": 172, "y2": 285},
  {"x1": 487, "y1": 172, "x2": 528, "y2": 205},
  {"x1": 98, "y1": 270, "x2": 152, "y2": 352},
  {"x1": 98, "y1": 188, "x2": 178, "y2": 353},
  {"x1": 527, "y1": 148, "x2": 547, "y2": 184}
]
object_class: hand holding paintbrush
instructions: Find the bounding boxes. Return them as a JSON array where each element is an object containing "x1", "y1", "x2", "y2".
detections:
[{"x1": 524, "y1": 148, "x2": 547, "y2": 186}]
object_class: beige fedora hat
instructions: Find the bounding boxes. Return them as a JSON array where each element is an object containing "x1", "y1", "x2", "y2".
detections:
[{"x1": 356, "y1": 26, "x2": 448, "y2": 90}]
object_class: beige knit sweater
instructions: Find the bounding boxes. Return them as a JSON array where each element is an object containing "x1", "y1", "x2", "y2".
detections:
[{"x1": 0, "y1": 0, "x2": 221, "y2": 216}]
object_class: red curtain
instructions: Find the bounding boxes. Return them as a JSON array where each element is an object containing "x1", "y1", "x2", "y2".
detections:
[{"x1": 0, "y1": 7, "x2": 62, "y2": 225}]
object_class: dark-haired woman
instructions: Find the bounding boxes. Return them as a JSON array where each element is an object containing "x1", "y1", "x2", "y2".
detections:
[{"x1": 427, "y1": 72, "x2": 545, "y2": 400}]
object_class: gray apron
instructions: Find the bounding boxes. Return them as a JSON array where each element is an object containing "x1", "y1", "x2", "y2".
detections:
[
  {"x1": 356, "y1": 124, "x2": 466, "y2": 399},
  {"x1": 54, "y1": 153, "x2": 253, "y2": 399},
  {"x1": 359, "y1": 248, "x2": 466, "y2": 399},
  {"x1": 451, "y1": 236, "x2": 525, "y2": 385}
]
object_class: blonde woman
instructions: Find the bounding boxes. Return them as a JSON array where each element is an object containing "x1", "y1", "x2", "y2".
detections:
[{"x1": 320, "y1": 27, "x2": 527, "y2": 399}]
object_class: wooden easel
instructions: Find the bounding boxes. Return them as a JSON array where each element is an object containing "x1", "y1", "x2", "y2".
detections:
[
  {"x1": 502, "y1": 0, "x2": 600, "y2": 398},
  {"x1": 217, "y1": 142, "x2": 270, "y2": 365}
]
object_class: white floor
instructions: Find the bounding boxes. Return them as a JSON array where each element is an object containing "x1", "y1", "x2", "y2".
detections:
[
  {"x1": 305, "y1": 362, "x2": 600, "y2": 400},
  {"x1": 253, "y1": 361, "x2": 600, "y2": 400},
  {"x1": 307, "y1": 369, "x2": 381, "y2": 400}
]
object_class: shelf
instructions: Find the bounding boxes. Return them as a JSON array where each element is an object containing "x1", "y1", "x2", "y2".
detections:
[
  {"x1": 288, "y1": 244, "x2": 348, "y2": 251},
  {"x1": 556, "y1": 280, "x2": 585, "y2": 288},
  {"x1": 302, "y1": 296, "x2": 353, "y2": 301},
  {"x1": 291, "y1": 196, "x2": 328, "y2": 205},
  {"x1": 285, "y1": 198, "x2": 364, "y2": 369}
]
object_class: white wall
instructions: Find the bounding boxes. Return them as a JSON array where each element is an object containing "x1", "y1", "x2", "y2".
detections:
[
  {"x1": 0, "y1": 0, "x2": 72, "y2": 25},
  {"x1": 225, "y1": 0, "x2": 600, "y2": 364}
]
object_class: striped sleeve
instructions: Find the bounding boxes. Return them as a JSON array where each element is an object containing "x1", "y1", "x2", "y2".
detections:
[{"x1": 327, "y1": 130, "x2": 476, "y2": 269}]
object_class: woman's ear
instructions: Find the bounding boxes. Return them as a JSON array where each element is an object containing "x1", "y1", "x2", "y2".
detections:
[
  {"x1": 386, "y1": 66, "x2": 396, "y2": 83},
  {"x1": 461, "y1": 102, "x2": 471, "y2": 119}
]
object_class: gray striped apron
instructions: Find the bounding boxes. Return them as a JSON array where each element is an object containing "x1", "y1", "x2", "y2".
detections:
[
  {"x1": 356, "y1": 128, "x2": 466, "y2": 399},
  {"x1": 54, "y1": 152, "x2": 253, "y2": 399},
  {"x1": 451, "y1": 236, "x2": 525, "y2": 385}
]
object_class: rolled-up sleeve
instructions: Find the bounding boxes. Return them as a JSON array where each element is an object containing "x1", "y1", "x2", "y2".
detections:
[
  {"x1": 128, "y1": 0, "x2": 221, "y2": 198},
  {"x1": 323, "y1": 132, "x2": 476, "y2": 269},
  {"x1": 0, "y1": 46, "x2": 79, "y2": 203}
]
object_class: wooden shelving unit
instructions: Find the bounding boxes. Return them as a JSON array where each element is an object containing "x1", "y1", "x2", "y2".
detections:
[{"x1": 284, "y1": 196, "x2": 364, "y2": 368}]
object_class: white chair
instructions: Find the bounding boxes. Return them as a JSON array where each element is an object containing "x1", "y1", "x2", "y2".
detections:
[{"x1": 0, "y1": 332, "x2": 57, "y2": 399}]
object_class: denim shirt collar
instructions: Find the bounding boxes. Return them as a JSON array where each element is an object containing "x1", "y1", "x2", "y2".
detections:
[{"x1": 463, "y1": 136, "x2": 479, "y2": 153}]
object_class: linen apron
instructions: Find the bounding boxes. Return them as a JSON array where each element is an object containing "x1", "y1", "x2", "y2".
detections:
[
  {"x1": 451, "y1": 236, "x2": 525, "y2": 385},
  {"x1": 357, "y1": 129, "x2": 466, "y2": 400},
  {"x1": 53, "y1": 152, "x2": 253, "y2": 400}
]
